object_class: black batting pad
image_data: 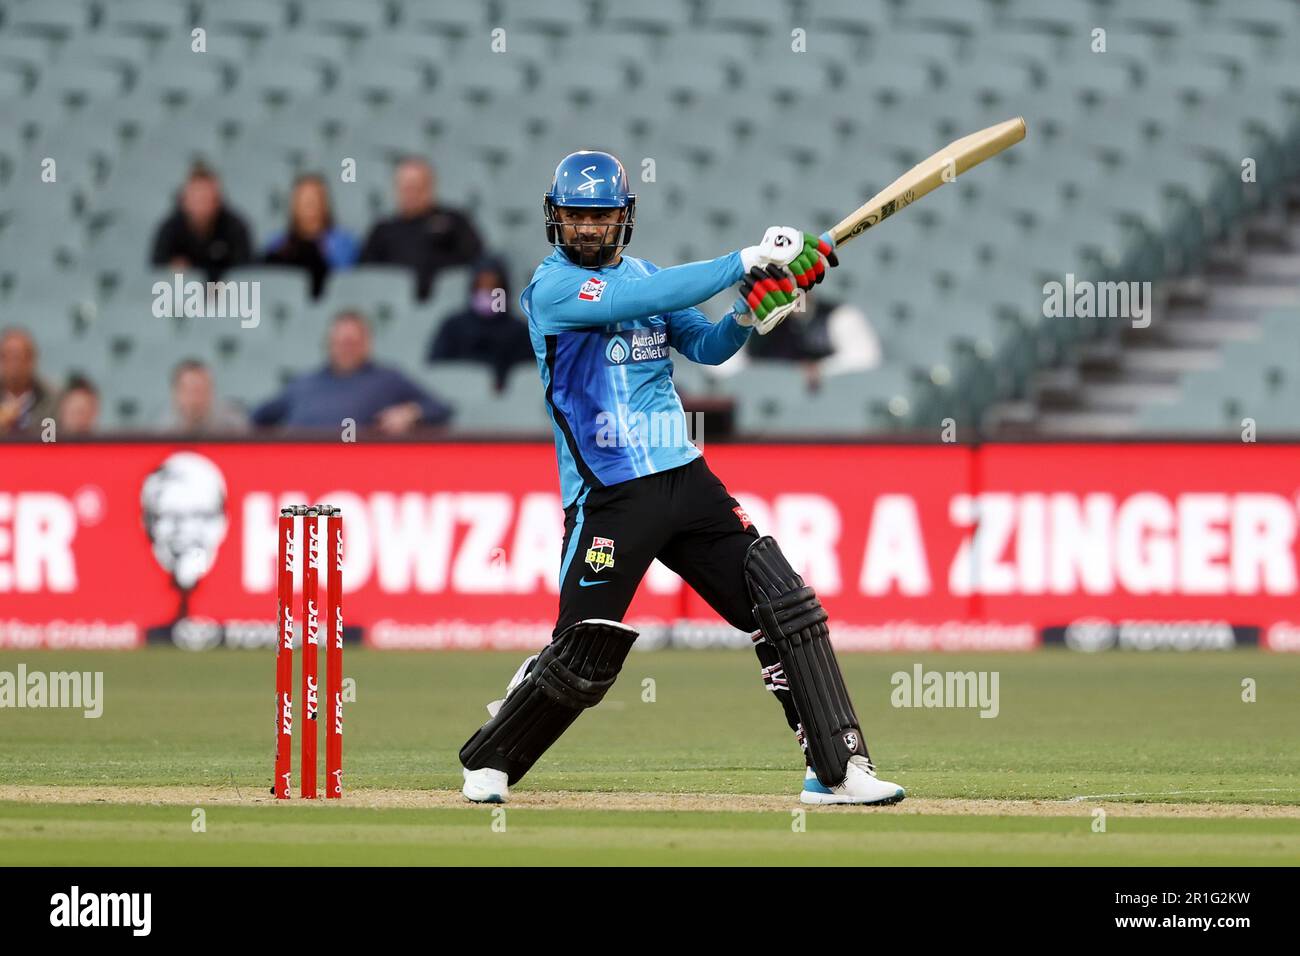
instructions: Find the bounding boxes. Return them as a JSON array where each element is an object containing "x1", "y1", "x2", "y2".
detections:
[
  {"x1": 459, "y1": 619, "x2": 638, "y2": 785},
  {"x1": 745, "y1": 536, "x2": 869, "y2": 788}
]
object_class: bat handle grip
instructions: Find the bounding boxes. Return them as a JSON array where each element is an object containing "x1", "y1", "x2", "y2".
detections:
[{"x1": 819, "y1": 230, "x2": 836, "y2": 249}]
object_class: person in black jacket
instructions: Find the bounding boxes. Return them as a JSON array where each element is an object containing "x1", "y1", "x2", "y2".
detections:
[
  {"x1": 360, "y1": 157, "x2": 483, "y2": 301},
  {"x1": 263, "y1": 174, "x2": 360, "y2": 299},
  {"x1": 427, "y1": 255, "x2": 532, "y2": 392},
  {"x1": 150, "y1": 162, "x2": 253, "y2": 281}
]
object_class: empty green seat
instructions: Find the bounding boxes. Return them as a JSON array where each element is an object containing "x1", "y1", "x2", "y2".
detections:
[
  {"x1": 101, "y1": 0, "x2": 190, "y2": 38},
  {"x1": 200, "y1": 0, "x2": 289, "y2": 39},
  {"x1": 415, "y1": 361, "x2": 496, "y2": 421},
  {"x1": 299, "y1": 0, "x2": 389, "y2": 37},
  {"x1": 452, "y1": 365, "x2": 550, "y2": 434},
  {"x1": 6, "y1": 1, "x2": 88, "y2": 40},
  {"x1": 320, "y1": 265, "x2": 418, "y2": 326},
  {"x1": 220, "y1": 266, "x2": 312, "y2": 334}
]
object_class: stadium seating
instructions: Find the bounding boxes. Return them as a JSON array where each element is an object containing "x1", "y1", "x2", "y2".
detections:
[{"x1": 0, "y1": 0, "x2": 1297, "y2": 436}]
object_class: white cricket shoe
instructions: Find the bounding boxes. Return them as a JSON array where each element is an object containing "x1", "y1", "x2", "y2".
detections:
[
  {"x1": 799, "y1": 755, "x2": 905, "y2": 806},
  {"x1": 462, "y1": 766, "x2": 509, "y2": 803},
  {"x1": 463, "y1": 655, "x2": 536, "y2": 803}
]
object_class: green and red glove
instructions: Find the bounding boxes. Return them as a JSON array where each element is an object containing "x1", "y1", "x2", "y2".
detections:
[
  {"x1": 735, "y1": 263, "x2": 799, "y2": 333},
  {"x1": 733, "y1": 227, "x2": 838, "y2": 334},
  {"x1": 788, "y1": 233, "x2": 839, "y2": 290}
]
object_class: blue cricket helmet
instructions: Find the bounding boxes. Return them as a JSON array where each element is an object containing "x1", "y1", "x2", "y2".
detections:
[{"x1": 544, "y1": 149, "x2": 636, "y2": 266}]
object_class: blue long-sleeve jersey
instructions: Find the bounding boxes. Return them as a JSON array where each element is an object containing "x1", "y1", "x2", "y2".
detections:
[{"x1": 522, "y1": 248, "x2": 751, "y2": 506}]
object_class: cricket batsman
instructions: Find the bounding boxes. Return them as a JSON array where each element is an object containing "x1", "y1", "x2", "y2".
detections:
[{"x1": 459, "y1": 150, "x2": 904, "y2": 806}]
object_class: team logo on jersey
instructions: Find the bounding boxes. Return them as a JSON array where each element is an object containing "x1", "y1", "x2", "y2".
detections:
[
  {"x1": 585, "y1": 536, "x2": 615, "y2": 573},
  {"x1": 578, "y1": 277, "x2": 606, "y2": 301},
  {"x1": 605, "y1": 334, "x2": 629, "y2": 364},
  {"x1": 733, "y1": 505, "x2": 753, "y2": 530}
]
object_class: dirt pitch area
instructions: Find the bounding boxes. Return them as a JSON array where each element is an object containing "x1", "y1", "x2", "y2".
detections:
[{"x1": 3, "y1": 785, "x2": 1298, "y2": 818}]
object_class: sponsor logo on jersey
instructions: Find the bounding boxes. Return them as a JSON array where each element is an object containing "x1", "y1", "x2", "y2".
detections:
[
  {"x1": 578, "y1": 277, "x2": 606, "y2": 301},
  {"x1": 585, "y1": 535, "x2": 615, "y2": 573},
  {"x1": 605, "y1": 334, "x2": 629, "y2": 363},
  {"x1": 733, "y1": 505, "x2": 752, "y2": 529},
  {"x1": 628, "y1": 327, "x2": 669, "y2": 361},
  {"x1": 603, "y1": 327, "x2": 668, "y2": 365}
]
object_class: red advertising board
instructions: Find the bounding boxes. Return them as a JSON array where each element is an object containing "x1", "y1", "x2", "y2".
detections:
[{"x1": 0, "y1": 442, "x2": 1296, "y2": 651}]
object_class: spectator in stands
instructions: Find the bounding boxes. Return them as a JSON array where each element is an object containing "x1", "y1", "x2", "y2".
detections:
[
  {"x1": 263, "y1": 173, "x2": 359, "y2": 298},
  {"x1": 56, "y1": 374, "x2": 100, "y2": 436},
  {"x1": 0, "y1": 326, "x2": 57, "y2": 436},
  {"x1": 746, "y1": 290, "x2": 881, "y2": 389},
  {"x1": 150, "y1": 161, "x2": 253, "y2": 281},
  {"x1": 427, "y1": 254, "x2": 532, "y2": 391},
  {"x1": 360, "y1": 157, "x2": 483, "y2": 300},
  {"x1": 251, "y1": 311, "x2": 451, "y2": 434},
  {"x1": 158, "y1": 359, "x2": 250, "y2": 434}
]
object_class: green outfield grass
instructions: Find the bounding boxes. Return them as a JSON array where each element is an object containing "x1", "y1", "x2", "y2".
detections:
[
  {"x1": 1, "y1": 648, "x2": 1297, "y2": 864},
  {"x1": 3, "y1": 801, "x2": 1298, "y2": 866}
]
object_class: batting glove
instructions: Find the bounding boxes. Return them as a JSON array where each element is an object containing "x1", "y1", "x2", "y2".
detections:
[
  {"x1": 740, "y1": 226, "x2": 803, "y2": 272},
  {"x1": 789, "y1": 232, "x2": 839, "y2": 290},
  {"x1": 733, "y1": 264, "x2": 800, "y2": 335}
]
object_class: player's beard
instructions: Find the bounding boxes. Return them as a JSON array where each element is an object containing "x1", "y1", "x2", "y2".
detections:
[
  {"x1": 574, "y1": 243, "x2": 604, "y2": 267},
  {"x1": 571, "y1": 224, "x2": 616, "y2": 268}
]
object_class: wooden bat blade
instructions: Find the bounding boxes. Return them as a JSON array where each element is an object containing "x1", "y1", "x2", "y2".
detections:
[{"x1": 827, "y1": 117, "x2": 1026, "y2": 248}]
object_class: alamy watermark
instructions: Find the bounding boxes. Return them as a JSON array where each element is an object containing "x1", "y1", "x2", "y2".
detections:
[
  {"x1": 152, "y1": 274, "x2": 260, "y2": 328},
  {"x1": 49, "y1": 886, "x2": 150, "y2": 936},
  {"x1": 594, "y1": 405, "x2": 704, "y2": 450},
  {"x1": 0, "y1": 665, "x2": 103, "y2": 717},
  {"x1": 890, "y1": 664, "x2": 999, "y2": 718},
  {"x1": 1043, "y1": 273, "x2": 1151, "y2": 329}
]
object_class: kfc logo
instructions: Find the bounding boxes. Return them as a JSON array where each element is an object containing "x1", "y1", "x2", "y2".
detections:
[
  {"x1": 308, "y1": 521, "x2": 320, "y2": 569},
  {"x1": 140, "y1": 452, "x2": 230, "y2": 643},
  {"x1": 578, "y1": 277, "x2": 606, "y2": 301}
]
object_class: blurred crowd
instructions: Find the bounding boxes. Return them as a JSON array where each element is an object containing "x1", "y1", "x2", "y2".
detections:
[
  {"x1": 151, "y1": 157, "x2": 483, "y2": 299},
  {"x1": 1, "y1": 156, "x2": 878, "y2": 438}
]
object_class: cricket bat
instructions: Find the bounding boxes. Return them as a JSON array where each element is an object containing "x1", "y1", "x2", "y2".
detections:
[{"x1": 822, "y1": 117, "x2": 1026, "y2": 250}]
